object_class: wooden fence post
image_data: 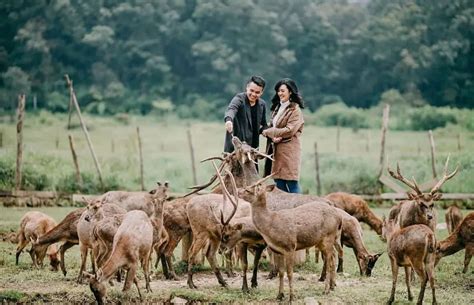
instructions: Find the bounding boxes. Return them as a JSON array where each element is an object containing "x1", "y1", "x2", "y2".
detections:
[
  {"x1": 68, "y1": 134, "x2": 83, "y2": 189},
  {"x1": 137, "y1": 127, "x2": 145, "y2": 191},
  {"x1": 314, "y1": 142, "x2": 321, "y2": 196},
  {"x1": 428, "y1": 130, "x2": 437, "y2": 178},
  {"x1": 377, "y1": 104, "x2": 390, "y2": 179},
  {"x1": 187, "y1": 127, "x2": 197, "y2": 186},
  {"x1": 67, "y1": 89, "x2": 74, "y2": 129},
  {"x1": 65, "y1": 74, "x2": 104, "y2": 189},
  {"x1": 15, "y1": 94, "x2": 26, "y2": 191},
  {"x1": 0, "y1": 130, "x2": 3, "y2": 148}
]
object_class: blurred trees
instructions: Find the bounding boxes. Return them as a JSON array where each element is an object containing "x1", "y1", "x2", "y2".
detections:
[{"x1": 0, "y1": 0, "x2": 472, "y2": 116}]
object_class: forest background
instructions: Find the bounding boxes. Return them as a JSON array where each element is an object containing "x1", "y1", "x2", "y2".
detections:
[{"x1": 0, "y1": 0, "x2": 473, "y2": 198}]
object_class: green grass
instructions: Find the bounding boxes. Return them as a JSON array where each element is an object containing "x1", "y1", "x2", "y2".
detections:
[
  {"x1": 0, "y1": 206, "x2": 472, "y2": 303},
  {"x1": 0, "y1": 112, "x2": 473, "y2": 197}
]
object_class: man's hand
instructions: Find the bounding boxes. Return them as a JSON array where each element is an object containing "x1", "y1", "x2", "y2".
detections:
[{"x1": 225, "y1": 121, "x2": 233, "y2": 133}]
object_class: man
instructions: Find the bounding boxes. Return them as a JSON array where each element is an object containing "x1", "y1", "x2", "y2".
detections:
[{"x1": 224, "y1": 75, "x2": 267, "y2": 153}]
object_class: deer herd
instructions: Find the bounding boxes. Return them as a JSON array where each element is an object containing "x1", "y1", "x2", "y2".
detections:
[{"x1": 12, "y1": 137, "x2": 473, "y2": 304}]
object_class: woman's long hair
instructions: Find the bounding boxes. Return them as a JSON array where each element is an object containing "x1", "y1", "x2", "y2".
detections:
[{"x1": 270, "y1": 78, "x2": 305, "y2": 111}]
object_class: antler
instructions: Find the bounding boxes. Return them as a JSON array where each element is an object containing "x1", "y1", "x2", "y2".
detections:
[
  {"x1": 430, "y1": 155, "x2": 459, "y2": 195},
  {"x1": 245, "y1": 172, "x2": 277, "y2": 191},
  {"x1": 251, "y1": 147, "x2": 274, "y2": 161},
  {"x1": 387, "y1": 163, "x2": 422, "y2": 195},
  {"x1": 181, "y1": 159, "x2": 228, "y2": 197},
  {"x1": 212, "y1": 161, "x2": 239, "y2": 226}
]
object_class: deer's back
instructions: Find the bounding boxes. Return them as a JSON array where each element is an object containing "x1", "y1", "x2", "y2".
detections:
[
  {"x1": 20, "y1": 211, "x2": 57, "y2": 238},
  {"x1": 114, "y1": 211, "x2": 153, "y2": 251},
  {"x1": 458, "y1": 212, "x2": 474, "y2": 244},
  {"x1": 389, "y1": 225, "x2": 435, "y2": 263}
]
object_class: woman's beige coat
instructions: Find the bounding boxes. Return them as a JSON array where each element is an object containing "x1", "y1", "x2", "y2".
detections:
[{"x1": 264, "y1": 102, "x2": 304, "y2": 180}]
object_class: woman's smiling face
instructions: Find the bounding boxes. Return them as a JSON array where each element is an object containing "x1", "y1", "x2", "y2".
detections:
[{"x1": 277, "y1": 84, "x2": 290, "y2": 102}]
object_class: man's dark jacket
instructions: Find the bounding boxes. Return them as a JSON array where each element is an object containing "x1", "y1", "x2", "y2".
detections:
[{"x1": 224, "y1": 92, "x2": 267, "y2": 152}]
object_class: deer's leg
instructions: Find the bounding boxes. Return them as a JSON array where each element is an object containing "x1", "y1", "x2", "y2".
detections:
[
  {"x1": 251, "y1": 245, "x2": 265, "y2": 289},
  {"x1": 426, "y1": 259, "x2": 437, "y2": 305},
  {"x1": 205, "y1": 238, "x2": 227, "y2": 288},
  {"x1": 336, "y1": 243, "x2": 344, "y2": 273},
  {"x1": 322, "y1": 244, "x2": 336, "y2": 293},
  {"x1": 404, "y1": 266, "x2": 413, "y2": 301},
  {"x1": 77, "y1": 243, "x2": 89, "y2": 283},
  {"x1": 224, "y1": 249, "x2": 236, "y2": 277},
  {"x1": 463, "y1": 244, "x2": 473, "y2": 273},
  {"x1": 123, "y1": 263, "x2": 138, "y2": 292},
  {"x1": 388, "y1": 256, "x2": 398, "y2": 305},
  {"x1": 15, "y1": 235, "x2": 28, "y2": 265},
  {"x1": 266, "y1": 249, "x2": 278, "y2": 279},
  {"x1": 240, "y1": 243, "x2": 249, "y2": 293},
  {"x1": 142, "y1": 250, "x2": 152, "y2": 293},
  {"x1": 285, "y1": 252, "x2": 295, "y2": 302},
  {"x1": 133, "y1": 276, "x2": 142, "y2": 301},
  {"x1": 274, "y1": 253, "x2": 285, "y2": 301},
  {"x1": 319, "y1": 250, "x2": 327, "y2": 282},
  {"x1": 186, "y1": 233, "x2": 207, "y2": 289},
  {"x1": 28, "y1": 247, "x2": 38, "y2": 269},
  {"x1": 59, "y1": 241, "x2": 75, "y2": 276},
  {"x1": 315, "y1": 248, "x2": 320, "y2": 264},
  {"x1": 164, "y1": 234, "x2": 182, "y2": 280},
  {"x1": 415, "y1": 266, "x2": 427, "y2": 305}
]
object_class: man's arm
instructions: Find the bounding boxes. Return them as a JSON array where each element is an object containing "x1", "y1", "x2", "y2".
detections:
[
  {"x1": 224, "y1": 95, "x2": 243, "y2": 133},
  {"x1": 259, "y1": 102, "x2": 268, "y2": 134}
]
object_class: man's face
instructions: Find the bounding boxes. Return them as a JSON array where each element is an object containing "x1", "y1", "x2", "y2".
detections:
[{"x1": 246, "y1": 82, "x2": 264, "y2": 104}]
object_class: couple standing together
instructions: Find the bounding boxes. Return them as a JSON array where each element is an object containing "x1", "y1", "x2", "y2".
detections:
[{"x1": 224, "y1": 75, "x2": 304, "y2": 194}]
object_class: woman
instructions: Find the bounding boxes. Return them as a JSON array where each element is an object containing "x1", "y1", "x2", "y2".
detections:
[{"x1": 262, "y1": 78, "x2": 304, "y2": 193}]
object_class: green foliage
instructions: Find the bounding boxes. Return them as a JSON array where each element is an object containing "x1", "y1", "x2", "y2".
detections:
[
  {"x1": 56, "y1": 172, "x2": 122, "y2": 194},
  {"x1": 306, "y1": 102, "x2": 370, "y2": 129},
  {"x1": 0, "y1": 157, "x2": 50, "y2": 191},
  {"x1": 0, "y1": 290, "x2": 25, "y2": 302},
  {"x1": 0, "y1": 0, "x2": 472, "y2": 114},
  {"x1": 408, "y1": 106, "x2": 457, "y2": 130}
]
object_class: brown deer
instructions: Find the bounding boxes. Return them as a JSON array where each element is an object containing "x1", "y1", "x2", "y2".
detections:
[
  {"x1": 383, "y1": 218, "x2": 437, "y2": 305},
  {"x1": 186, "y1": 163, "x2": 250, "y2": 289},
  {"x1": 32, "y1": 208, "x2": 85, "y2": 276},
  {"x1": 387, "y1": 156, "x2": 459, "y2": 232},
  {"x1": 436, "y1": 212, "x2": 473, "y2": 273},
  {"x1": 241, "y1": 178, "x2": 343, "y2": 301},
  {"x1": 160, "y1": 136, "x2": 272, "y2": 280},
  {"x1": 83, "y1": 210, "x2": 154, "y2": 305},
  {"x1": 445, "y1": 204, "x2": 463, "y2": 234},
  {"x1": 325, "y1": 192, "x2": 383, "y2": 235},
  {"x1": 16, "y1": 211, "x2": 60, "y2": 271},
  {"x1": 77, "y1": 200, "x2": 127, "y2": 283}
]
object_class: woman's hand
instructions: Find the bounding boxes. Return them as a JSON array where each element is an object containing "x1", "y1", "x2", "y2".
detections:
[{"x1": 273, "y1": 137, "x2": 282, "y2": 143}]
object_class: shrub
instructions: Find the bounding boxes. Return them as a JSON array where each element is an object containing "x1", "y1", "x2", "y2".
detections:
[
  {"x1": 408, "y1": 106, "x2": 457, "y2": 130},
  {"x1": 0, "y1": 158, "x2": 51, "y2": 191},
  {"x1": 307, "y1": 102, "x2": 370, "y2": 129}
]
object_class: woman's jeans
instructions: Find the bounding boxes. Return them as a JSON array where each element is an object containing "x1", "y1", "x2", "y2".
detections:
[{"x1": 274, "y1": 179, "x2": 301, "y2": 194}]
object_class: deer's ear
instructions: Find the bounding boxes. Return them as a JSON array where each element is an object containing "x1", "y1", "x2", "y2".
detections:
[
  {"x1": 82, "y1": 271, "x2": 95, "y2": 281},
  {"x1": 265, "y1": 184, "x2": 276, "y2": 192},
  {"x1": 235, "y1": 223, "x2": 243, "y2": 231},
  {"x1": 157, "y1": 181, "x2": 162, "y2": 186},
  {"x1": 149, "y1": 189, "x2": 156, "y2": 195},
  {"x1": 432, "y1": 193, "x2": 442, "y2": 201},
  {"x1": 164, "y1": 181, "x2": 169, "y2": 188}
]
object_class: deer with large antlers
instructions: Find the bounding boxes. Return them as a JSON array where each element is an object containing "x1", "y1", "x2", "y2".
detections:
[
  {"x1": 186, "y1": 162, "x2": 250, "y2": 289},
  {"x1": 387, "y1": 156, "x2": 459, "y2": 232},
  {"x1": 160, "y1": 136, "x2": 272, "y2": 280}
]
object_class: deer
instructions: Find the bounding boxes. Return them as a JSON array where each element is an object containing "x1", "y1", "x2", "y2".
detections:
[
  {"x1": 387, "y1": 156, "x2": 459, "y2": 232},
  {"x1": 159, "y1": 136, "x2": 272, "y2": 280},
  {"x1": 445, "y1": 204, "x2": 463, "y2": 234},
  {"x1": 76, "y1": 199, "x2": 127, "y2": 283},
  {"x1": 325, "y1": 192, "x2": 383, "y2": 235},
  {"x1": 83, "y1": 209, "x2": 154, "y2": 305},
  {"x1": 238, "y1": 175, "x2": 343, "y2": 301},
  {"x1": 186, "y1": 162, "x2": 250, "y2": 289},
  {"x1": 16, "y1": 211, "x2": 60, "y2": 271},
  {"x1": 436, "y1": 212, "x2": 473, "y2": 273},
  {"x1": 32, "y1": 208, "x2": 85, "y2": 276},
  {"x1": 383, "y1": 218, "x2": 437, "y2": 305}
]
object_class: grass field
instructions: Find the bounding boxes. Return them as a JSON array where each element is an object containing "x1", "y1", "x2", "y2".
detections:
[
  {"x1": 0, "y1": 112, "x2": 473, "y2": 197},
  {"x1": 0, "y1": 206, "x2": 472, "y2": 304}
]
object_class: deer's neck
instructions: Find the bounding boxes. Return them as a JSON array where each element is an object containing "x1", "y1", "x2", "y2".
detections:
[{"x1": 438, "y1": 230, "x2": 463, "y2": 257}]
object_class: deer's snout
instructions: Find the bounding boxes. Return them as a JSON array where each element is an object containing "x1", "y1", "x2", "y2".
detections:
[
  {"x1": 427, "y1": 213, "x2": 433, "y2": 220},
  {"x1": 84, "y1": 215, "x2": 91, "y2": 222}
]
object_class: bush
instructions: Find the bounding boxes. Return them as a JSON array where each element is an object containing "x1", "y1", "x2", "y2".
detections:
[
  {"x1": 408, "y1": 106, "x2": 457, "y2": 130},
  {"x1": 0, "y1": 158, "x2": 50, "y2": 191},
  {"x1": 56, "y1": 172, "x2": 123, "y2": 193},
  {"x1": 307, "y1": 102, "x2": 370, "y2": 129}
]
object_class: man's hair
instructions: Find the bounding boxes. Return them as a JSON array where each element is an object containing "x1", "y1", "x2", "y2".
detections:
[{"x1": 247, "y1": 75, "x2": 266, "y2": 89}]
